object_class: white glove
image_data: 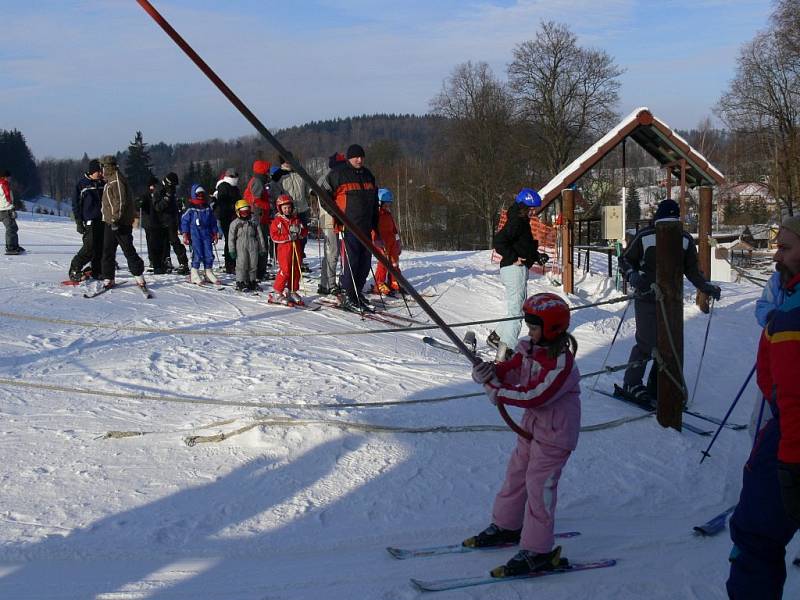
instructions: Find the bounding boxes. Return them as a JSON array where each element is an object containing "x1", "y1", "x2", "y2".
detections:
[
  {"x1": 471, "y1": 360, "x2": 495, "y2": 384},
  {"x1": 288, "y1": 223, "x2": 300, "y2": 240}
]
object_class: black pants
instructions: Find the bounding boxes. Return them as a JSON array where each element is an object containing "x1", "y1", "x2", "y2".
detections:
[
  {"x1": 69, "y1": 220, "x2": 105, "y2": 277},
  {"x1": 167, "y1": 223, "x2": 188, "y2": 267},
  {"x1": 101, "y1": 223, "x2": 144, "y2": 280},
  {"x1": 145, "y1": 227, "x2": 169, "y2": 272},
  {"x1": 339, "y1": 231, "x2": 372, "y2": 301},
  {"x1": 219, "y1": 216, "x2": 235, "y2": 273}
]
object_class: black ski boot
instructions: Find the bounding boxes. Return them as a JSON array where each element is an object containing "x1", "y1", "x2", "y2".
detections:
[
  {"x1": 490, "y1": 546, "x2": 563, "y2": 578},
  {"x1": 462, "y1": 523, "x2": 521, "y2": 548},
  {"x1": 176, "y1": 263, "x2": 190, "y2": 276},
  {"x1": 486, "y1": 330, "x2": 500, "y2": 350},
  {"x1": 620, "y1": 383, "x2": 655, "y2": 409},
  {"x1": 235, "y1": 281, "x2": 247, "y2": 292}
]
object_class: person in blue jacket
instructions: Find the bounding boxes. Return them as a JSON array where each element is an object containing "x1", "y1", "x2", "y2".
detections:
[
  {"x1": 68, "y1": 159, "x2": 105, "y2": 281},
  {"x1": 180, "y1": 184, "x2": 221, "y2": 285}
]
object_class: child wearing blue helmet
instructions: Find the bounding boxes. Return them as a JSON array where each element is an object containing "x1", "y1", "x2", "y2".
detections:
[{"x1": 372, "y1": 187, "x2": 403, "y2": 296}]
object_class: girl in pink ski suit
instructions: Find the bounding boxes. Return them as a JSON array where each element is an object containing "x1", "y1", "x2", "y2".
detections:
[{"x1": 469, "y1": 292, "x2": 580, "y2": 576}]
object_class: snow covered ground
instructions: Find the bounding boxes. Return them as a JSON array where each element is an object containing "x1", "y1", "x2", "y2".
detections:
[{"x1": 0, "y1": 212, "x2": 797, "y2": 599}]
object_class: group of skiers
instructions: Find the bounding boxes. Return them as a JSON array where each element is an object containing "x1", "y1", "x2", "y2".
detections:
[{"x1": 66, "y1": 143, "x2": 404, "y2": 308}]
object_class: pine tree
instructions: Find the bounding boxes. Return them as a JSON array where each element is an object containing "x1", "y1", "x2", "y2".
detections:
[
  {"x1": 199, "y1": 161, "x2": 215, "y2": 193},
  {"x1": 0, "y1": 129, "x2": 41, "y2": 201},
  {"x1": 625, "y1": 180, "x2": 641, "y2": 224},
  {"x1": 181, "y1": 161, "x2": 198, "y2": 198},
  {"x1": 125, "y1": 131, "x2": 153, "y2": 196}
]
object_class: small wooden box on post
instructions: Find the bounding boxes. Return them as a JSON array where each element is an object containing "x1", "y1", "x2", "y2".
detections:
[
  {"x1": 656, "y1": 220, "x2": 685, "y2": 431},
  {"x1": 561, "y1": 188, "x2": 575, "y2": 295}
]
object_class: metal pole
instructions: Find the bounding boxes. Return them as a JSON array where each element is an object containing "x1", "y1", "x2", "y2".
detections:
[{"x1": 134, "y1": 0, "x2": 528, "y2": 437}]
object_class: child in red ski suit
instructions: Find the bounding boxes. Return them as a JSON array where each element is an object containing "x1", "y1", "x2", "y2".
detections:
[
  {"x1": 468, "y1": 292, "x2": 581, "y2": 578},
  {"x1": 372, "y1": 187, "x2": 402, "y2": 295},
  {"x1": 268, "y1": 194, "x2": 307, "y2": 305}
]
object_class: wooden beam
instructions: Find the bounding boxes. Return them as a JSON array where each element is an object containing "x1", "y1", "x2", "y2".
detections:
[
  {"x1": 656, "y1": 220, "x2": 684, "y2": 431},
  {"x1": 696, "y1": 186, "x2": 713, "y2": 313},
  {"x1": 561, "y1": 188, "x2": 575, "y2": 294}
]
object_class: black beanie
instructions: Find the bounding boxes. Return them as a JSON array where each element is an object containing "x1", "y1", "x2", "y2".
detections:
[
  {"x1": 87, "y1": 159, "x2": 102, "y2": 174},
  {"x1": 654, "y1": 199, "x2": 680, "y2": 221},
  {"x1": 346, "y1": 144, "x2": 365, "y2": 159}
]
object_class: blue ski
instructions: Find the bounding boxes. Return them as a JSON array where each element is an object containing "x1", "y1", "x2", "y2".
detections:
[
  {"x1": 387, "y1": 531, "x2": 580, "y2": 560},
  {"x1": 410, "y1": 558, "x2": 617, "y2": 592},
  {"x1": 693, "y1": 505, "x2": 737, "y2": 536}
]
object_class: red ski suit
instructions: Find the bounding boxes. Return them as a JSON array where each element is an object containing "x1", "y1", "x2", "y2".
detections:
[
  {"x1": 373, "y1": 206, "x2": 402, "y2": 289},
  {"x1": 269, "y1": 212, "x2": 307, "y2": 293}
]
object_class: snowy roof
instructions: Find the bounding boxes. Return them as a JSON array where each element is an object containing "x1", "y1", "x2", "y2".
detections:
[{"x1": 538, "y1": 107, "x2": 726, "y2": 210}]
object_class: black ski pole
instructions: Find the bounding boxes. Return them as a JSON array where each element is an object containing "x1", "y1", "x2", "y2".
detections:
[{"x1": 699, "y1": 363, "x2": 756, "y2": 464}]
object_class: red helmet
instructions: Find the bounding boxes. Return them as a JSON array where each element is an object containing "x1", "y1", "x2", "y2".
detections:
[
  {"x1": 522, "y1": 293, "x2": 570, "y2": 341},
  {"x1": 276, "y1": 194, "x2": 294, "y2": 210}
]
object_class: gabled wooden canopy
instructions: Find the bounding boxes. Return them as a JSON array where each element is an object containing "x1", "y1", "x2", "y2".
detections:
[{"x1": 537, "y1": 107, "x2": 726, "y2": 210}]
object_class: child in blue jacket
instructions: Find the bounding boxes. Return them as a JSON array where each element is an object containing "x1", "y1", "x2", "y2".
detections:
[{"x1": 180, "y1": 184, "x2": 221, "y2": 284}]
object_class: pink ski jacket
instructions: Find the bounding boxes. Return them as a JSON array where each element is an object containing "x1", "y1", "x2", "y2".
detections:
[{"x1": 487, "y1": 338, "x2": 581, "y2": 450}]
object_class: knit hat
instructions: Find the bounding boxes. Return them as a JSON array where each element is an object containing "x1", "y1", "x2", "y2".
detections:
[
  {"x1": 654, "y1": 199, "x2": 680, "y2": 221},
  {"x1": 100, "y1": 155, "x2": 117, "y2": 166},
  {"x1": 224, "y1": 168, "x2": 238, "y2": 178},
  {"x1": 781, "y1": 215, "x2": 800, "y2": 240},
  {"x1": 346, "y1": 144, "x2": 365, "y2": 159},
  {"x1": 252, "y1": 160, "x2": 270, "y2": 176},
  {"x1": 163, "y1": 172, "x2": 179, "y2": 187},
  {"x1": 190, "y1": 184, "x2": 206, "y2": 199},
  {"x1": 87, "y1": 159, "x2": 102, "y2": 174},
  {"x1": 328, "y1": 152, "x2": 346, "y2": 169}
]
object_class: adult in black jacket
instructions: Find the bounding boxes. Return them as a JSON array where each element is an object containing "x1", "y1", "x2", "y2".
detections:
[
  {"x1": 213, "y1": 168, "x2": 240, "y2": 274},
  {"x1": 138, "y1": 176, "x2": 173, "y2": 274},
  {"x1": 68, "y1": 159, "x2": 106, "y2": 281},
  {"x1": 322, "y1": 144, "x2": 379, "y2": 310},
  {"x1": 161, "y1": 172, "x2": 189, "y2": 275},
  {"x1": 618, "y1": 198, "x2": 721, "y2": 405},
  {"x1": 488, "y1": 188, "x2": 542, "y2": 360}
]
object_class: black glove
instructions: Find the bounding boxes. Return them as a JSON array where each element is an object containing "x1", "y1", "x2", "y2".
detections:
[
  {"x1": 537, "y1": 252, "x2": 550, "y2": 266},
  {"x1": 10, "y1": 209, "x2": 16, "y2": 219},
  {"x1": 110, "y1": 221, "x2": 119, "y2": 231},
  {"x1": 778, "y1": 462, "x2": 800, "y2": 524},
  {"x1": 701, "y1": 282, "x2": 721, "y2": 301},
  {"x1": 471, "y1": 360, "x2": 496, "y2": 384},
  {"x1": 628, "y1": 271, "x2": 647, "y2": 292},
  {"x1": 76, "y1": 221, "x2": 85, "y2": 235}
]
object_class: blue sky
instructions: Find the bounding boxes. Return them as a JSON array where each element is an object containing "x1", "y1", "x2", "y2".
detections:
[{"x1": 1, "y1": 0, "x2": 772, "y2": 159}]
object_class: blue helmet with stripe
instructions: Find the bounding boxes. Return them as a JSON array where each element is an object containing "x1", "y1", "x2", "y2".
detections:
[
  {"x1": 515, "y1": 187, "x2": 541, "y2": 207},
  {"x1": 378, "y1": 188, "x2": 394, "y2": 204}
]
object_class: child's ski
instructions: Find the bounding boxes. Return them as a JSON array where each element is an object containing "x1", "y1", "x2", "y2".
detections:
[
  {"x1": 693, "y1": 505, "x2": 737, "y2": 536},
  {"x1": 83, "y1": 281, "x2": 122, "y2": 298},
  {"x1": 387, "y1": 531, "x2": 580, "y2": 560},
  {"x1": 410, "y1": 558, "x2": 617, "y2": 592},
  {"x1": 266, "y1": 298, "x2": 321, "y2": 311},
  {"x1": 314, "y1": 297, "x2": 412, "y2": 327}
]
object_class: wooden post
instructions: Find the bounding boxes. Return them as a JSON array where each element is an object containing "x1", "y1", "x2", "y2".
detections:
[
  {"x1": 679, "y1": 159, "x2": 687, "y2": 219},
  {"x1": 561, "y1": 188, "x2": 575, "y2": 295},
  {"x1": 656, "y1": 220, "x2": 684, "y2": 431},
  {"x1": 696, "y1": 186, "x2": 713, "y2": 313}
]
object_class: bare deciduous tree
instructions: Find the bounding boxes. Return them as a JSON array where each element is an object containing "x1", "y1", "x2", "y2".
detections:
[
  {"x1": 430, "y1": 61, "x2": 523, "y2": 246},
  {"x1": 507, "y1": 21, "x2": 623, "y2": 178},
  {"x1": 717, "y1": 1, "x2": 800, "y2": 216}
]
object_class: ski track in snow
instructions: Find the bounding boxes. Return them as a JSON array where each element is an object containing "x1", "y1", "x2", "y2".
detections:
[{"x1": 0, "y1": 213, "x2": 798, "y2": 599}]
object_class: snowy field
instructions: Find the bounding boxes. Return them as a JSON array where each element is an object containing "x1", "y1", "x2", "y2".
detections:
[{"x1": 0, "y1": 212, "x2": 797, "y2": 599}]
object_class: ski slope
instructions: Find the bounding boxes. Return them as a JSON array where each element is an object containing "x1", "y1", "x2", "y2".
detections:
[{"x1": 0, "y1": 212, "x2": 796, "y2": 599}]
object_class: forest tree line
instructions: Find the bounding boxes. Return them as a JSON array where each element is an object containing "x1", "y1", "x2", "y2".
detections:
[{"x1": 6, "y1": 1, "x2": 798, "y2": 250}]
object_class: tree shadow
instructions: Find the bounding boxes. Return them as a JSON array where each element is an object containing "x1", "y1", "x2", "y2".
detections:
[{"x1": 0, "y1": 437, "x2": 357, "y2": 599}]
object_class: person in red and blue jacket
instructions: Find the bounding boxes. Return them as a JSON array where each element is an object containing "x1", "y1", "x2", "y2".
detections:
[
  {"x1": 468, "y1": 293, "x2": 580, "y2": 578},
  {"x1": 727, "y1": 215, "x2": 800, "y2": 599}
]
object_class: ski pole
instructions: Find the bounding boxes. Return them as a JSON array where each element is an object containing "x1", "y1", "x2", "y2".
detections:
[
  {"x1": 135, "y1": 0, "x2": 529, "y2": 440},
  {"x1": 292, "y1": 239, "x2": 305, "y2": 295},
  {"x1": 138, "y1": 207, "x2": 143, "y2": 254},
  {"x1": 587, "y1": 298, "x2": 631, "y2": 400},
  {"x1": 689, "y1": 298, "x2": 715, "y2": 408},
  {"x1": 699, "y1": 363, "x2": 756, "y2": 464}
]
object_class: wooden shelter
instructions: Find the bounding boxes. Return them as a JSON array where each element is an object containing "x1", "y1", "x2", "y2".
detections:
[{"x1": 538, "y1": 107, "x2": 726, "y2": 433}]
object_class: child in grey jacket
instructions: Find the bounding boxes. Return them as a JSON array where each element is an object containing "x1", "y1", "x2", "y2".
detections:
[{"x1": 228, "y1": 199, "x2": 266, "y2": 292}]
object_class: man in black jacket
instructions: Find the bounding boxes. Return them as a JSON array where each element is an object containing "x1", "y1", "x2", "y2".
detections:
[
  {"x1": 161, "y1": 172, "x2": 189, "y2": 275},
  {"x1": 322, "y1": 144, "x2": 379, "y2": 311},
  {"x1": 489, "y1": 188, "x2": 543, "y2": 360},
  {"x1": 213, "y1": 168, "x2": 240, "y2": 274},
  {"x1": 619, "y1": 198, "x2": 721, "y2": 406},
  {"x1": 138, "y1": 176, "x2": 172, "y2": 274},
  {"x1": 68, "y1": 159, "x2": 106, "y2": 281}
]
